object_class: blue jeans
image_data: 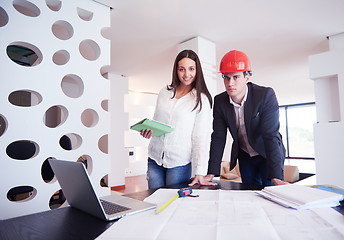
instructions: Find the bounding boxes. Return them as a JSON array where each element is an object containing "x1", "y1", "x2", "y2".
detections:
[
  {"x1": 238, "y1": 149, "x2": 272, "y2": 186},
  {"x1": 147, "y1": 158, "x2": 191, "y2": 189}
]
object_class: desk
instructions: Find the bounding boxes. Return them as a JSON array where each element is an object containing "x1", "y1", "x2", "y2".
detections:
[
  {"x1": 0, "y1": 207, "x2": 114, "y2": 240},
  {"x1": 125, "y1": 180, "x2": 264, "y2": 200},
  {"x1": 0, "y1": 181, "x2": 342, "y2": 240}
]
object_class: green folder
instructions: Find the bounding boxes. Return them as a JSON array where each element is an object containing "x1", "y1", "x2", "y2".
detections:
[{"x1": 130, "y1": 118, "x2": 173, "y2": 137}]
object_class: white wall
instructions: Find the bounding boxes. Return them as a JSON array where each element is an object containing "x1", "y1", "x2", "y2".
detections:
[
  {"x1": 0, "y1": 0, "x2": 111, "y2": 219},
  {"x1": 124, "y1": 91, "x2": 157, "y2": 176},
  {"x1": 109, "y1": 73, "x2": 129, "y2": 185},
  {"x1": 309, "y1": 33, "x2": 344, "y2": 188}
]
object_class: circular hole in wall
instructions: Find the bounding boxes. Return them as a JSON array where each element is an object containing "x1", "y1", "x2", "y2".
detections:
[
  {"x1": 101, "y1": 100, "x2": 108, "y2": 111},
  {"x1": 0, "y1": 7, "x2": 9, "y2": 27},
  {"x1": 6, "y1": 140, "x2": 39, "y2": 160},
  {"x1": 7, "y1": 185, "x2": 37, "y2": 202},
  {"x1": 79, "y1": 39, "x2": 100, "y2": 61},
  {"x1": 49, "y1": 189, "x2": 66, "y2": 209},
  {"x1": 81, "y1": 109, "x2": 99, "y2": 127},
  {"x1": 77, "y1": 7, "x2": 93, "y2": 21},
  {"x1": 52, "y1": 20, "x2": 74, "y2": 40},
  {"x1": 13, "y1": 0, "x2": 40, "y2": 17},
  {"x1": 43, "y1": 105, "x2": 68, "y2": 128},
  {"x1": 60, "y1": 133, "x2": 82, "y2": 150},
  {"x1": 101, "y1": 27, "x2": 111, "y2": 40},
  {"x1": 46, "y1": 0, "x2": 62, "y2": 11},
  {"x1": 61, "y1": 74, "x2": 84, "y2": 98},
  {"x1": 0, "y1": 114, "x2": 8, "y2": 137},
  {"x1": 41, "y1": 157, "x2": 56, "y2": 183},
  {"x1": 52, "y1": 49, "x2": 70, "y2": 65},
  {"x1": 100, "y1": 65, "x2": 109, "y2": 79},
  {"x1": 98, "y1": 134, "x2": 108, "y2": 154},
  {"x1": 59, "y1": 135, "x2": 72, "y2": 150},
  {"x1": 8, "y1": 89, "x2": 42, "y2": 107},
  {"x1": 100, "y1": 174, "x2": 108, "y2": 187},
  {"x1": 77, "y1": 154, "x2": 92, "y2": 175},
  {"x1": 7, "y1": 42, "x2": 43, "y2": 67}
]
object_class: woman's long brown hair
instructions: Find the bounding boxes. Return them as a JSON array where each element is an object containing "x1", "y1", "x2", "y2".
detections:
[{"x1": 167, "y1": 49, "x2": 213, "y2": 111}]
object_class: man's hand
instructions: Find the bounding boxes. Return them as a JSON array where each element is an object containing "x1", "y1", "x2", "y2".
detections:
[
  {"x1": 271, "y1": 178, "x2": 289, "y2": 186},
  {"x1": 189, "y1": 174, "x2": 217, "y2": 186}
]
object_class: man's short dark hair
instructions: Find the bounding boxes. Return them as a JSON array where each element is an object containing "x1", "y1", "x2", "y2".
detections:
[{"x1": 243, "y1": 71, "x2": 252, "y2": 77}]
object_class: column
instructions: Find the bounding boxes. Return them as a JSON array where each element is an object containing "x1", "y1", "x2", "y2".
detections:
[
  {"x1": 309, "y1": 32, "x2": 344, "y2": 188},
  {"x1": 178, "y1": 36, "x2": 217, "y2": 97}
]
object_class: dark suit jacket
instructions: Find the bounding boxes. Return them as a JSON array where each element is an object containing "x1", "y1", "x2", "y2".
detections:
[{"x1": 207, "y1": 82, "x2": 285, "y2": 180}]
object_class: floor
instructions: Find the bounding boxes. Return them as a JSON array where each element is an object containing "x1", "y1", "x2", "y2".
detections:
[{"x1": 112, "y1": 174, "x2": 148, "y2": 194}]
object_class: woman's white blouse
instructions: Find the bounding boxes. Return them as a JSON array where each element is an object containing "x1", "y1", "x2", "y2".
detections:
[{"x1": 148, "y1": 87, "x2": 212, "y2": 176}]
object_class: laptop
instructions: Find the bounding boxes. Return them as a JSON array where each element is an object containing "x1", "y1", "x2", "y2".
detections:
[{"x1": 49, "y1": 159, "x2": 156, "y2": 221}]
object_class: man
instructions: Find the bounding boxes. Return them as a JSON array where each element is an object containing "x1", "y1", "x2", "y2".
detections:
[{"x1": 190, "y1": 50, "x2": 287, "y2": 186}]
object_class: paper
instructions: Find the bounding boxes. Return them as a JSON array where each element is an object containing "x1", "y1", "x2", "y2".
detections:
[
  {"x1": 257, "y1": 184, "x2": 344, "y2": 210},
  {"x1": 130, "y1": 118, "x2": 173, "y2": 137},
  {"x1": 97, "y1": 189, "x2": 344, "y2": 240}
]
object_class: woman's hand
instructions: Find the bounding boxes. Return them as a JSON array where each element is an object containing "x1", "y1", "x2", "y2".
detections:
[{"x1": 140, "y1": 129, "x2": 153, "y2": 139}]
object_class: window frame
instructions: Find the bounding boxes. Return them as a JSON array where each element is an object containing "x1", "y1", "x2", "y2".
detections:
[{"x1": 279, "y1": 102, "x2": 316, "y2": 160}]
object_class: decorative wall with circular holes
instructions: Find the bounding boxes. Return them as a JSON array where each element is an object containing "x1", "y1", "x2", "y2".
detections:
[
  {"x1": 7, "y1": 42, "x2": 43, "y2": 67},
  {"x1": 81, "y1": 108, "x2": 99, "y2": 127},
  {"x1": 0, "y1": 114, "x2": 7, "y2": 137},
  {"x1": 0, "y1": 7, "x2": 9, "y2": 27},
  {"x1": 52, "y1": 49, "x2": 70, "y2": 65},
  {"x1": 13, "y1": 0, "x2": 40, "y2": 17},
  {"x1": 46, "y1": 0, "x2": 62, "y2": 12},
  {"x1": 79, "y1": 39, "x2": 101, "y2": 61},
  {"x1": 52, "y1": 20, "x2": 74, "y2": 40},
  {"x1": 9, "y1": 89, "x2": 43, "y2": 107},
  {"x1": 0, "y1": 0, "x2": 111, "y2": 220},
  {"x1": 61, "y1": 74, "x2": 84, "y2": 98}
]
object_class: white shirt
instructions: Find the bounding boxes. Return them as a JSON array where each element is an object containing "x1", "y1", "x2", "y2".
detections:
[
  {"x1": 148, "y1": 87, "x2": 212, "y2": 175},
  {"x1": 229, "y1": 87, "x2": 259, "y2": 157}
]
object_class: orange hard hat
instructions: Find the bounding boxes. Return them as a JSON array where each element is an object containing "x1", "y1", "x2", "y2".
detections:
[{"x1": 219, "y1": 50, "x2": 251, "y2": 73}]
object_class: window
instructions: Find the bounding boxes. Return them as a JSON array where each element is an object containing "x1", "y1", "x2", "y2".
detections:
[{"x1": 279, "y1": 103, "x2": 316, "y2": 159}]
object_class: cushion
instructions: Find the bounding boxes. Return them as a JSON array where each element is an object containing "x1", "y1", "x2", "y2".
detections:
[
  {"x1": 284, "y1": 165, "x2": 300, "y2": 183},
  {"x1": 221, "y1": 172, "x2": 240, "y2": 180}
]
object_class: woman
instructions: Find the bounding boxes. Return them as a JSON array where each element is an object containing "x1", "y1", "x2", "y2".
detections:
[{"x1": 141, "y1": 49, "x2": 213, "y2": 189}]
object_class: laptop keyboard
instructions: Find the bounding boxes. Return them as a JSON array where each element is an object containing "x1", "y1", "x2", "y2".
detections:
[{"x1": 100, "y1": 199, "x2": 131, "y2": 215}]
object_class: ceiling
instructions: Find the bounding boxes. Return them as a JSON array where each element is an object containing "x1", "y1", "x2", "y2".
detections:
[{"x1": 100, "y1": 0, "x2": 344, "y2": 105}]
